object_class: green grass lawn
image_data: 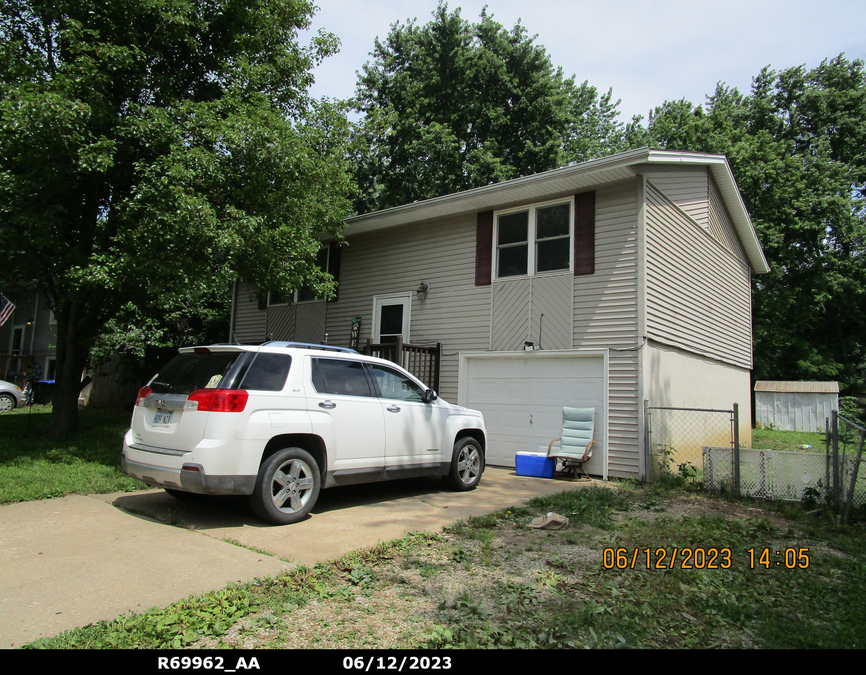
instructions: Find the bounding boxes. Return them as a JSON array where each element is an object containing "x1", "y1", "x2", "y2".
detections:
[
  {"x1": 751, "y1": 427, "x2": 826, "y2": 452},
  {"x1": 0, "y1": 405, "x2": 146, "y2": 503},
  {"x1": 26, "y1": 483, "x2": 866, "y2": 650}
]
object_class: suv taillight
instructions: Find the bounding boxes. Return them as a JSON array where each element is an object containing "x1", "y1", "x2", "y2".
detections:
[
  {"x1": 135, "y1": 386, "x2": 152, "y2": 406},
  {"x1": 186, "y1": 389, "x2": 249, "y2": 413}
]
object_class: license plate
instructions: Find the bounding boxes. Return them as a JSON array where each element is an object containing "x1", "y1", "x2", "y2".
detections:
[{"x1": 152, "y1": 409, "x2": 173, "y2": 427}]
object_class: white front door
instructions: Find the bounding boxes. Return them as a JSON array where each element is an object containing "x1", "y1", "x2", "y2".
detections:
[{"x1": 372, "y1": 293, "x2": 411, "y2": 344}]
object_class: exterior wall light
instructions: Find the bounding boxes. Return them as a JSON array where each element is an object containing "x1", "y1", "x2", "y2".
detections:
[{"x1": 416, "y1": 281, "x2": 429, "y2": 302}]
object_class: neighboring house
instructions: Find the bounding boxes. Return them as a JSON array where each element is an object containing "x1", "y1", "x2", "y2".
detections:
[
  {"x1": 230, "y1": 148, "x2": 769, "y2": 479},
  {"x1": 754, "y1": 381, "x2": 839, "y2": 433},
  {"x1": 0, "y1": 286, "x2": 57, "y2": 387}
]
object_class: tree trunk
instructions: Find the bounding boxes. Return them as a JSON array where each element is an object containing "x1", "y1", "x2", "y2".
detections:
[{"x1": 49, "y1": 305, "x2": 91, "y2": 439}]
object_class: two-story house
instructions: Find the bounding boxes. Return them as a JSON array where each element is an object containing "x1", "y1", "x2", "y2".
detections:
[{"x1": 230, "y1": 148, "x2": 769, "y2": 480}]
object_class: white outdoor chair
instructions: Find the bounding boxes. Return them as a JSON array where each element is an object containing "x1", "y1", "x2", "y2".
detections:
[{"x1": 547, "y1": 407, "x2": 596, "y2": 481}]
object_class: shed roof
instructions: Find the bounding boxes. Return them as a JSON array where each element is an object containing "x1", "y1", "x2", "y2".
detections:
[{"x1": 754, "y1": 381, "x2": 839, "y2": 393}]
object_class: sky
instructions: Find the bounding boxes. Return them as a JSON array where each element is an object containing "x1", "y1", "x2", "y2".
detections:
[{"x1": 302, "y1": 0, "x2": 866, "y2": 124}]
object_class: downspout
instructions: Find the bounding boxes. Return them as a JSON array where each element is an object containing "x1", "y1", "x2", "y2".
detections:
[{"x1": 229, "y1": 279, "x2": 238, "y2": 343}]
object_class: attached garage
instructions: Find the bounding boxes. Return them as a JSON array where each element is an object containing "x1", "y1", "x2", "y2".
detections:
[{"x1": 457, "y1": 350, "x2": 608, "y2": 479}]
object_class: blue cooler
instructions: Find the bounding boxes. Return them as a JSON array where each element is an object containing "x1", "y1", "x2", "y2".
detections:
[{"x1": 515, "y1": 452, "x2": 556, "y2": 478}]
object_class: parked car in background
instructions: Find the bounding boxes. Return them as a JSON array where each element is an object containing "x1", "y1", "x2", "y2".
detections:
[
  {"x1": 0, "y1": 379, "x2": 24, "y2": 412},
  {"x1": 121, "y1": 342, "x2": 487, "y2": 524}
]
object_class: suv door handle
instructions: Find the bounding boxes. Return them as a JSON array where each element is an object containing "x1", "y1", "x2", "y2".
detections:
[
  {"x1": 386, "y1": 404, "x2": 401, "y2": 413},
  {"x1": 319, "y1": 400, "x2": 336, "y2": 409}
]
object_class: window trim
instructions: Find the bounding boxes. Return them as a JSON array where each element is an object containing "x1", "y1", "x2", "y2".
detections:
[{"x1": 492, "y1": 197, "x2": 574, "y2": 280}]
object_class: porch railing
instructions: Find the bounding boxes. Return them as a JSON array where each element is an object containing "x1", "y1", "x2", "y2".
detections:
[{"x1": 363, "y1": 337, "x2": 441, "y2": 392}]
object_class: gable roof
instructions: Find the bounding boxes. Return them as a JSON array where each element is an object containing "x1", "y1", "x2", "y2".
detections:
[
  {"x1": 344, "y1": 147, "x2": 770, "y2": 274},
  {"x1": 754, "y1": 381, "x2": 840, "y2": 394}
]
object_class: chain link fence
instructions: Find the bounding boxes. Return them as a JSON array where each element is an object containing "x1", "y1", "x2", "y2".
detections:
[
  {"x1": 703, "y1": 446, "x2": 828, "y2": 501},
  {"x1": 647, "y1": 402, "x2": 866, "y2": 523},
  {"x1": 645, "y1": 403, "x2": 737, "y2": 483},
  {"x1": 833, "y1": 413, "x2": 866, "y2": 522}
]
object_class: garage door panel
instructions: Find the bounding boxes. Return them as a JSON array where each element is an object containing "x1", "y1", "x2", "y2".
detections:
[
  {"x1": 532, "y1": 379, "x2": 602, "y2": 404},
  {"x1": 460, "y1": 353, "x2": 607, "y2": 476}
]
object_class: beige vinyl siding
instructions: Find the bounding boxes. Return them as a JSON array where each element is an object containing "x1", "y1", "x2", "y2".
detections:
[
  {"x1": 638, "y1": 165, "x2": 709, "y2": 230},
  {"x1": 324, "y1": 213, "x2": 492, "y2": 402},
  {"x1": 645, "y1": 181, "x2": 752, "y2": 369},
  {"x1": 574, "y1": 180, "x2": 641, "y2": 477},
  {"x1": 232, "y1": 281, "x2": 266, "y2": 343},
  {"x1": 708, "y1": 176, "x2": 748, "y2": 263}
]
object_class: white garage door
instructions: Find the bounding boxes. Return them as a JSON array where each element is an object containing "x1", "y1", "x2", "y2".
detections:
[{"x1": 458, "y1": 351, "x2": 607, "y2": 478}]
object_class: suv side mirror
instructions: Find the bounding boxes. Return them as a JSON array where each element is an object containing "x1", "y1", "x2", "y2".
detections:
[{"x1": 422, "y1": 389, "x2": 438, "y2": 403}]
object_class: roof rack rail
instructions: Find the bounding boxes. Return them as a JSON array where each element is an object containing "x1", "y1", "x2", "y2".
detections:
[{"x1": 261, "y1": 341, "x2": 358, "y2": 354}]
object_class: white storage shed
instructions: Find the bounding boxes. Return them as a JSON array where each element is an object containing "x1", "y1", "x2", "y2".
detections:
[{"x1": 754, "y1": 381, "x2": 839, "y2": 432}]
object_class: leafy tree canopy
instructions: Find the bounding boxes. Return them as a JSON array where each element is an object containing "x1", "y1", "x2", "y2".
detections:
[
  {"x1": 352, "y1": 2, "x2": 633, "y2": 213},
  {"x1": 0, "y1": 0, "x2": 356, "y2": 435},
  {"x1": 632, "y1": 55, "x2": 866, "y2": 386}
]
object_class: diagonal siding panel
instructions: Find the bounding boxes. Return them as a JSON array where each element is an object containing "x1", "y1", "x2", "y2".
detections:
[
  {"x1": 295, "y1": 302, "x2": 326, "y2": 344},
  {"x1": 530, "y1": 274, "x2": 573, "y2": 350},
  {"x1": 491, "y1": 278, "x2": 531, "y2": 351},
  {"x1": 266, "y1": 304, "x2": 296, "y2": 341}
]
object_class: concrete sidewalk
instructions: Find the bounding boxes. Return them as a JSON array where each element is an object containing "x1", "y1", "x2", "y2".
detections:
[{"x1": 0, "y1": 468, "x2": 587, "y2": 648}]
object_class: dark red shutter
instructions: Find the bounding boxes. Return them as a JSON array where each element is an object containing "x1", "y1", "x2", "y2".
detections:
[
  {"x1": 327, "y1": 242, "x2": 341, "y2": 302},
  {"x1": 573, "y1": 191, "x2": 595, "y2": 276},
  {"x1": 475, "y1": 211, "x2": 493, "y2": 286}
]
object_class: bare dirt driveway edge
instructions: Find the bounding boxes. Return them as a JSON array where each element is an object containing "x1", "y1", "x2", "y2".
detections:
[{"x1": 0, "y1": 467, "x2": 589, "y2": 648}]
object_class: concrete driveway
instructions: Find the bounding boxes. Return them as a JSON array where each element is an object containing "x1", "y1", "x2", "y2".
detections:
[{"x1": 0, "y1": 467, "x2": 589, "y2": 648}]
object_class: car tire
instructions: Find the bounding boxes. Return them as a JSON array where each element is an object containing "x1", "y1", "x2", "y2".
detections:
[
  {"x1": 249, "y1": 447, "x2": 321, "y2": 525},
  {"x1": 0, "y1": 393, "x2": 15, "y2": 413},
  {"x1": 444, "y1": 437, "x2": 484, "y2": 491}
]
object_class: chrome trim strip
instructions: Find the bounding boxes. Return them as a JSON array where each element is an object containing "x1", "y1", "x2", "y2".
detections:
[{"x1": 129, "y1": 443, "x2": 189, "y2": 457}]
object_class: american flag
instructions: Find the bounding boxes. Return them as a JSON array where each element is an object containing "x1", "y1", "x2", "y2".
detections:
[{"x1": 0, "y1": 294, "x2": 15, "y2": 327}]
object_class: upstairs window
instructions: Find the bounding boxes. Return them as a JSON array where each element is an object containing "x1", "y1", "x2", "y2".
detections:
[{"x1": 494, "y1": 200, "x2": 572, "y2": 279}]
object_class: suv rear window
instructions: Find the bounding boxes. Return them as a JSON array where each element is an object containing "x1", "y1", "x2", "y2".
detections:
[
  {"x1": 148, "y1": 350, "x2": 292, "y2": 395},
  {"x1": 150, "y1": 352, "x2": 250, "y2": 395}
]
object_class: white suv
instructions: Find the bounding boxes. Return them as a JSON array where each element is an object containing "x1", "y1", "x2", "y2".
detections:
[{"x1": 121, "y1": 342, "x2": 487, "y2": 524}]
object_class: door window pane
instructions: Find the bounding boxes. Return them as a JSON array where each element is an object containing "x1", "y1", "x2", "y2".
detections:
[
  {"x1": 369, "y1": 365, "x2": 425, "y2": 401},
  {"x1": 379, "y1": 304, "x2": 404, "y2": 337}
]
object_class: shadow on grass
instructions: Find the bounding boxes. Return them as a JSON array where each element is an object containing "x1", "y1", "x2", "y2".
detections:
[{"x1": 0, "y1": 406, "x2": 146, "y2": 503}]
